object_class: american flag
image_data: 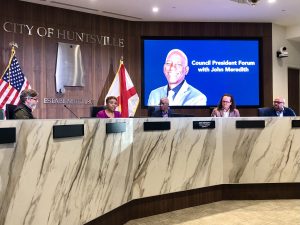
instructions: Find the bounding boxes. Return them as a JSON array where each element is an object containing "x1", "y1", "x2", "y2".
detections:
[{"x1": 0, "y1": 53, "x2": 31, "y2": 110}]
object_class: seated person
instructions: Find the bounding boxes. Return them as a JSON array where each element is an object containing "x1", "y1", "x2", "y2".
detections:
[
  {"x1": 96, "y1": 96, "x2": 121, "y2": 118},
  {"x1": 150, "y1": 97, "x2": 172, "y2": 117},
  {"x1": 211, "y1": 94, "x2": 240, "y2": 117},
  {"x1": 259, "y1": 97, "x2": 296, "y2": 117},
  {"x1": 14, "y1": 89, "x2": 38, "y2": 119}
]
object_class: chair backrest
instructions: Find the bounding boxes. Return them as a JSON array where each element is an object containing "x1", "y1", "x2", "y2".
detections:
[
  {"x1": 5, "y1": 104, "x2": 17, "y2": 119},
  {"x1": 257, "y1": 107, "x2": 269, "y2": 117},
  {"x1": 90, "y1": 106, "x2": 106, "y2": 117},
  {"x1": 147, "y1": 106, "x2": 159, "y2": 117},
  {"x1": 0, "y1": 109, "x2": 4, "y2": 120}
]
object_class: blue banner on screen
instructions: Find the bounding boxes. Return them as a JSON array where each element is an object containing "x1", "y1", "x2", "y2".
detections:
[{"x1": 142, "y1": 38, "x2": 260, "y2": 107}]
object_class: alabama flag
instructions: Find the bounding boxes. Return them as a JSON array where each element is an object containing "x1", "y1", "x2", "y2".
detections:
[{"x1": 105, "y1": 61, "x2": 139, "y2": 117}]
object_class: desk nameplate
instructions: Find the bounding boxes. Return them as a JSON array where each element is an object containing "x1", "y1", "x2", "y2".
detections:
[
  {"x1": 292, "y1": 120, "x2": 300, "y2": 128},
  {"x1": 144, "y1": 121, "x2": 170, "y2": 131},
  {"x1": 106, "y1": 122, "x2": 126, "y2": 134},
  {"x1": 0, "y1": 127, "x2": 16, "y2": 144},
  {"x1": 236, "y1": 120, "x2": 265, "y2": 128},
  {"x1": 53, "y1": 124, "x2": 84, "y2": 139},
  {"x1": 193, "y1": 121, "x2": 215, "y2": 129}
]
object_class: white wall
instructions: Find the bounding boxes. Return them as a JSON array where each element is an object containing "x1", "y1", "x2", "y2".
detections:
[{"x1": 272, "y1": 24, "x2": 300, "y2": 106}]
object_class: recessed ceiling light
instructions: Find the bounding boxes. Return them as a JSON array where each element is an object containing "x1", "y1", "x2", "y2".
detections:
[
  {"x1": 268, "y1": 0, "x2": 276, "y2": 3},
  {"x1": 152, "y1": 7, "x2": 159, "y2": 13}
]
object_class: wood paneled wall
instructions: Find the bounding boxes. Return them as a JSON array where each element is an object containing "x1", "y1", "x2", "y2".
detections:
[{"x1": 0, "y1": 0, "x2": 272, "y2": 118}]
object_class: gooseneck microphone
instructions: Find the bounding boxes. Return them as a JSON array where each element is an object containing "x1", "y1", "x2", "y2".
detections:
[{"x1": 63, "y1": 105, "x2": 79, "y2": 118}]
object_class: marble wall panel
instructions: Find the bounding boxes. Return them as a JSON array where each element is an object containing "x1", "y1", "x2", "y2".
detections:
[
  {"x1": 0, "y1": 120, "x2": 20, "y2": 206},
  {"x1": 0, "y1": 119, "x2": 134, "y2": 225},
  {"x1": 131, "y1": 118, "x2": 223, "y2": 199},
  {"x1": 223, "y1": 117, "x2": 300, "y2": 183}
]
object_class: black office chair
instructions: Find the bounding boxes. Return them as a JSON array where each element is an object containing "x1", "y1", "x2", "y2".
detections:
[
  {"x1": 147, "y1": 106, "x2": 160, "y2": 117},
  {"x1": 0, "y1": 109, "x2": 4, "y2": 120},
  {"x1": 90, "y1": 106, "x2": 106, "y2": 117},
  {"x1": 5, "y1": 104, "x2": 17, "y2": 119},
  {"x1": 257, "y1": 107, "x2": 269, "y2": 116},
  {"x1": 147, "y1": 106, "x2": 155, "y2": 117}
]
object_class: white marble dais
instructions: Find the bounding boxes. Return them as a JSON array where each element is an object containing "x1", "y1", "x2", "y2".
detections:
[{"x1": 0, "y1": 117, "x2": 300, "y2": 225}]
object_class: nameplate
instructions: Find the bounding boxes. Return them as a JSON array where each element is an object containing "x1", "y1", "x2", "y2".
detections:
[
  {"x1": 53, "y1": 124, "x2": 84, "y2": 139},
  {"x1": 292, "y1": 120, "x2": 300, "y2": 128},
  {"x1": 236, "y1": 120, "x2": 265, "y2": 128},
  {"x1": 193, "y1": 121, "x2": 215, "y2": 129},
  {"x1": 144, "y1": 121, "x2": 170, "y2": 131},
  {"x1": 0, "y1": 127, "x2": 16, "y2": 144},
  {"x1": 106, "y1": 122, "x2": 126, "y2": 134}
]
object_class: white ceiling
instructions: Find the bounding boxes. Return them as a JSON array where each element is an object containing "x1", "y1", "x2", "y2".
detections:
[{"x1": 21, "y1": 0, "x2": 300, "y2": 27}]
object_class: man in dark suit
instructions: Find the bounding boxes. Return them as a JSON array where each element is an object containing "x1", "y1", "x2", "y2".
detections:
[
  {"x1": 259, "y1": 97, "x2": 296, "y2": 117},
  {"x1": 151, "y1": 97, "x2": 173, "y2": 117}
]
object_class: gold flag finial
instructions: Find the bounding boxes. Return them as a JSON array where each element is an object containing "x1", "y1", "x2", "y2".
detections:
[{"x1": 9, "y1": 42, "x2": 18, "y2": 54}]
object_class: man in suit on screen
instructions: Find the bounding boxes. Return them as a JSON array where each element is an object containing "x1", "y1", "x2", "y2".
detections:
[{"x1": 147, "y1": 49, "x2": 207, "y2": 106}]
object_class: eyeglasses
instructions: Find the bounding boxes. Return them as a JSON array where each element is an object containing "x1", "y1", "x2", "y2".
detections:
[
  {"x1": 160, "y1": 102, "x2": 169, "y2": 106},
  {"x1": 164, "y1": 62, "x2": 183, "y2": 69},
  {"x1": 222, "y1": 100, "x2": 231, "y2": 103},
  {"x1": 274, "y1": 101, "x2": 284, "y2": 104},
  {"x1": 28, "y1": 97, "x2": 38, "y2": 101},
  {"x1": 108, "y1": 101, "x2": 118, "y2": 104}
]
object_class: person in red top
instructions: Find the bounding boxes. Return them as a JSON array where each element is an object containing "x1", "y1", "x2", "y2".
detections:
[{"x1": 96, "y1": 96, "x2": 121, "y2": 118}]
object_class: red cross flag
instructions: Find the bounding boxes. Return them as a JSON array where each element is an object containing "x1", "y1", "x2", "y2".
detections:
[{"x1": 105, "y1": 60, "x2": 139, "y2": 117}]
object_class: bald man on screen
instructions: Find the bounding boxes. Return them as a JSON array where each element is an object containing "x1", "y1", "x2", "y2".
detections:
[{"x1": 147, "y1": 49, "x2": 207, "y2": 106}]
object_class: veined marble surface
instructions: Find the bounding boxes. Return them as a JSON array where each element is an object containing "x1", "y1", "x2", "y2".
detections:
[
  {"x1": 0, "y1": 119, "x2": 134, "y2": 225},
  {"x1": 0, "y1": 117, "x2": 300, "y2": 225},
  {"x1": 222, "y1": 117, "x2": 300, "y2": 183},
  {"x1": 131, "y1": 117, "x2": 223, "y2": 199}
]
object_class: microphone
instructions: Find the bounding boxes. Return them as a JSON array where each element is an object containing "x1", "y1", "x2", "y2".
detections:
[{"x1": 63, "y1": 105, "x2": 79, "y2": 118}]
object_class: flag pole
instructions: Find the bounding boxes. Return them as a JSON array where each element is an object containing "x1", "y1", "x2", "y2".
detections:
[
  {"x1": 118, "y1": 56, "x2": 124, "y2": 114},
  {"x1": 1, "y1": 42, "x2": 18, "y2": 85}
]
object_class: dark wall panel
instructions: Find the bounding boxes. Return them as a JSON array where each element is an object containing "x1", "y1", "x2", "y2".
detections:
[{"x1": 0, "y1": 0, "x2": 272, "y2": 118}]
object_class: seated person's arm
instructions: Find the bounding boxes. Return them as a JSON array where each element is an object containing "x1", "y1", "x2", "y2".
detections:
[{"x1": 14, "y1": 109, "x2": 30, "y2": 119}]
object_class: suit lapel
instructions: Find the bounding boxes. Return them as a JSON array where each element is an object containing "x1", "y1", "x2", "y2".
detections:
[{"x1": 173, "y1": 81, "x2": 190, "y2": 105}]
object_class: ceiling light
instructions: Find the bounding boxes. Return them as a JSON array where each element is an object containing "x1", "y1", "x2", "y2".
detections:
[
  {"x1": 152, "y1": 7, "x2": 159, "y2": 13},
  {"x1": 268, "y1": 0, "x2": 276, "y2": 3}
]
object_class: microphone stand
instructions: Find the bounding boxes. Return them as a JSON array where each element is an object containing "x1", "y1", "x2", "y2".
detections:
[{"x1": 63, "y1": 105, "x2": 80, "y2": 118}]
